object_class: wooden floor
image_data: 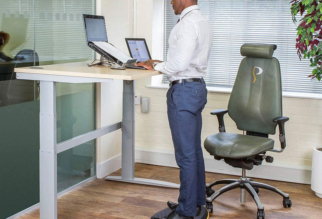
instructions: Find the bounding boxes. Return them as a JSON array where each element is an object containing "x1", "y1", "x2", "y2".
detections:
[{"x1": 20, "y1": 164, "x2": 322, "y2": 219}]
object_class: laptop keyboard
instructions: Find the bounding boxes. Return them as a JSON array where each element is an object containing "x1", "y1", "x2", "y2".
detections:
[{"x1": 126, "y1": 65, "x2": 147, "y2": 70}]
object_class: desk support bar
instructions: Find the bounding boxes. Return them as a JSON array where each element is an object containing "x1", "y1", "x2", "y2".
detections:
[
  {"x1": 17, "y1": 72, "x2": 113, "y2": 84},
  {"x1": 39, "y1": 81, "x2": 57, "y2": 219},
  {"x1": 57, "y1": 122, "x2": 121, "y2": 153}
]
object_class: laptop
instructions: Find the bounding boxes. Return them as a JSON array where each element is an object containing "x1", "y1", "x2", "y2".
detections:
[
  {"x1": 83, "y1": 14, "x2": 136, "y2": 68},
  {"x1": 83, "y1": 14, "x2": 108, "y2": 45},
  {"x1": 125, "y1": 38, "x2": 152, "y2": 70}
]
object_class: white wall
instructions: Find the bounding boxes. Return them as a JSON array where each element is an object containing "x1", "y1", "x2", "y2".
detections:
[
  {"x1": 133, "y1": 0, "x2": 319, "y2": 184},
  {"x1": 98, "y1": 0, "x2": 321, "y2": 184}
]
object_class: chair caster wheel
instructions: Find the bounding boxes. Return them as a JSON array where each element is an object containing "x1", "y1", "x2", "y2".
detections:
[
  {"x1": 254, "y1": 187, "x2": 259, "y2": 194},
  {"x1": 206, "y1": 187, "x2": 215, "y2": 197},
  {"x1": 283, "y1": 198, "x2": 292, "y2": 208},
  {"x1": 206, "y1": 202, "x2": 213, "y2": 213},
  {"x1": 257, "y1": 209, "x2": 265, "y2": 219}
]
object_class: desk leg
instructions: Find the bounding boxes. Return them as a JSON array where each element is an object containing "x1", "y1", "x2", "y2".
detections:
[
  {"x1": 39, "y1": 81, "x2": 57, "y2": 219},
  {"x1": 105, "y1": 81, "x2": 179, "y2": 189}
]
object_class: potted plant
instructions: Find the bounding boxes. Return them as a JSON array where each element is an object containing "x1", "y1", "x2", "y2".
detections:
[
  {"x1": 312, "y1": 147, "x2": 322, "y2": 198},
  {"x1": 291, "y1": 0, "x2": 322, "y2": 80},
  {"x1": 291, "y1": 0, "x2": 322, "y2": 198}
]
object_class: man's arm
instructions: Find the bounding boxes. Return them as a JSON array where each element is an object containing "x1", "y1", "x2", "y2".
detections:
[{"x1": 137, "y1": 21, "x2": 198, "y2": 72}]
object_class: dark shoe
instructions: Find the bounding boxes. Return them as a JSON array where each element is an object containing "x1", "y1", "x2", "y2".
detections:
[
  {"x1": 166, "y1": 201, "x2": 202, "y2": 216},
  {"x1": 166, "y1": 210, "x2": 193, "y2": 219},
  {"x1": 196, "y1": 206, "x2": 201, "y2": 216},
  {"x1": 167, "y1": 201, "x2": 179, "y2": 210}
]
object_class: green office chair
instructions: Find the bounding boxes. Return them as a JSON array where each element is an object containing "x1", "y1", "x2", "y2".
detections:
[{"x1": 204, "y1": 44, "x2": 291, "y2": 219}]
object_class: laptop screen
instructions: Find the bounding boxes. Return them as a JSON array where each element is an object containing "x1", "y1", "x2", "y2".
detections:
[
  {"x1": 83, "y1": 15, "x2": 108, "y2": 43},
  {"x1": 126, "y1": 39, "x2": 151, "y2": 62}
]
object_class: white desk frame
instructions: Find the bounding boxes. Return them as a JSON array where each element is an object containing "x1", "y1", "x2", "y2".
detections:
[{"x1": 16, "y1": 71, "x2": 179, "y2": 219}]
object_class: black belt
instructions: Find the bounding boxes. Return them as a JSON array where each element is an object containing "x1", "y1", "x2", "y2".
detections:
[{"x1": 169, "y1": 78, "x2": 204, "y2": 88}]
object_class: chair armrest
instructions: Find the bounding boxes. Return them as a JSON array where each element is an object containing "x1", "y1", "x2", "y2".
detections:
[
  {"x1": 273, "y1": 116, "x2": 289, "y2": 151},
  {"x1": 211, "y1": 109, "x2": 229, "y2": 132}
]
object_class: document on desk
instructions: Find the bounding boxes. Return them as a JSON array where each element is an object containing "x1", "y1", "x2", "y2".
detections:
[{"x1": 93, "y1": 41, "x2": 133, "y2": 64}]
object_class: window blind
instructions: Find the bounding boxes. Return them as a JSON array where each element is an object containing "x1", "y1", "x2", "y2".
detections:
[
  {"x1": 0, "y1": 0, "x2": 94, "y2": 63},
  {"x1": 163, "y1": 0, "x2": 322, "y2": 94},
  {"x1": 34, "y1": 0, "x2": 94, "y2": 62}
]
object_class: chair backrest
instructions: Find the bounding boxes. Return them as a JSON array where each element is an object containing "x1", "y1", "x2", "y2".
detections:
[
  {"x1": 228, "y1": 44, "x2": 282, "y2": 135},
  {"x1": 14, "y1": 49, "x2": 39, "y2": 67},
  {"x1": 6, "y1": 49, "x2": 39, "y2": 103}
]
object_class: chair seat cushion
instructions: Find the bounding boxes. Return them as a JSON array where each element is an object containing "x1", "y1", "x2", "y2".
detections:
[{"x1": 204, "y1": 133, "x2": 274, "y2": 159}]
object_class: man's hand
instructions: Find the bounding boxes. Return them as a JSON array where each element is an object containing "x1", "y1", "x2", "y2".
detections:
[{"x1": 136, "y1": 59, "x2": 162, "y2": 70}]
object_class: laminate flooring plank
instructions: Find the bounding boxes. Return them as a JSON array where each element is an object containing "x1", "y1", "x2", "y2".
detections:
[{"x1": 17, "y1": 163, "x2": 322, "y2": 219}]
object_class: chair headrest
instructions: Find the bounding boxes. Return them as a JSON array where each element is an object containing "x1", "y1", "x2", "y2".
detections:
[{"x1": 240, "y1": 44, "x2": 277, "y2": 59}]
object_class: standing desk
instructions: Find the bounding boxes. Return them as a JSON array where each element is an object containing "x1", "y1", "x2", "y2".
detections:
[{"x1": 14, "y1": 62, "x2": 179, "y2": 219}]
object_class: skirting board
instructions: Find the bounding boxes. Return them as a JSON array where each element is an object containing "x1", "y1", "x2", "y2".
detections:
[
  {"x1": 96, "y1": 154, "x2": 122, "y2": 179},
  {"x1": 135, "y1": 147, "x2": 312, "y2": 185},
  {"x1": 7, "y1": 176, "x2": 96, "y2": 219}
]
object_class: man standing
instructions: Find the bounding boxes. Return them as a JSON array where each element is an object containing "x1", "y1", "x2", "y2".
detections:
[{"x1": 137, "y1": 0, "x2": 212, "y2": 218}]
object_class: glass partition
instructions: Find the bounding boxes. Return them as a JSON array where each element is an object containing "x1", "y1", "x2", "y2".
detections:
[{"x1": 0, "y1": 1, "x2": 96, "y2": 218}]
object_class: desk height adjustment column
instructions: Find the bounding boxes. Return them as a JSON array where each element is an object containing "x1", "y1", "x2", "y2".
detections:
[
  {"x1": 121, "y1": 80, "x2": 135, "y2": 179},
  {"x1": 105, "y1": 80, "x2": 179, "y2": 189},
  {"x1": 39, "y1": 81, "x2": 58, "y2": 219}
]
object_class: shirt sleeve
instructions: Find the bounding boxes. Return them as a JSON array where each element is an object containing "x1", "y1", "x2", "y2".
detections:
[{"x1": 154, "y1": 21, "x2": 198, "y2": 75}]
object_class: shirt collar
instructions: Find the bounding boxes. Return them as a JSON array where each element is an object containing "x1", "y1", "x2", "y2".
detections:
[{"x1": 180, "y1": 5, "x2": 199, "y2": 20}]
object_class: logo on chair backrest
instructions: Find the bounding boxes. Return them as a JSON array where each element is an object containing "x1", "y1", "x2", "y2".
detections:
[{"x1": 252, "y1": 66, "x2": 263, "y2": 83}]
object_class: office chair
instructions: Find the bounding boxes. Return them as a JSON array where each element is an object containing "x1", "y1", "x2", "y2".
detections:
[
  {"x1": 204, "y1": 44, "x2": 291, "y2": 219},
  {"x1": 7, "y1": 49, "x2": 39, "y2": 102}
]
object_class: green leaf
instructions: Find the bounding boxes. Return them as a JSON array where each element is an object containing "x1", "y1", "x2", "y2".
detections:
[
  {"x1": 313, "y1": 69, "x2": 317, "y2": 75},
  {"x1": 307, "y1": 18, "x2": 313, "y2": 24},
  {"x1": 310, "y1": 5, "x2": 315, "y2": 12},
  {"x1": 311, "y1": 27, "x2": 315, "y2": 32},
  {"x1": 317, "y1": 3, "x2": 322, "y2": 10},
  {"x1": 307, "y1": 28, "x2": 311, "y2": 34}
]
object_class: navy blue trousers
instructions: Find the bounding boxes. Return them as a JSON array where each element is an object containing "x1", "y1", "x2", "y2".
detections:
[{"x1": 166, "y1": 80, "x2": 208, "y2": 217}]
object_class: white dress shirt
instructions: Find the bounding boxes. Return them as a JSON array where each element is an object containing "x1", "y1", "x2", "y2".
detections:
[{"x1": 154, "y1": 5, "x2": 213, "y2": 82}]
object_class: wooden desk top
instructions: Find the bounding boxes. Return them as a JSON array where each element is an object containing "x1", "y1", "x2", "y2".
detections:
[{"x1": 14, "y1": 61, "x2": 161, "y2": 80}]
